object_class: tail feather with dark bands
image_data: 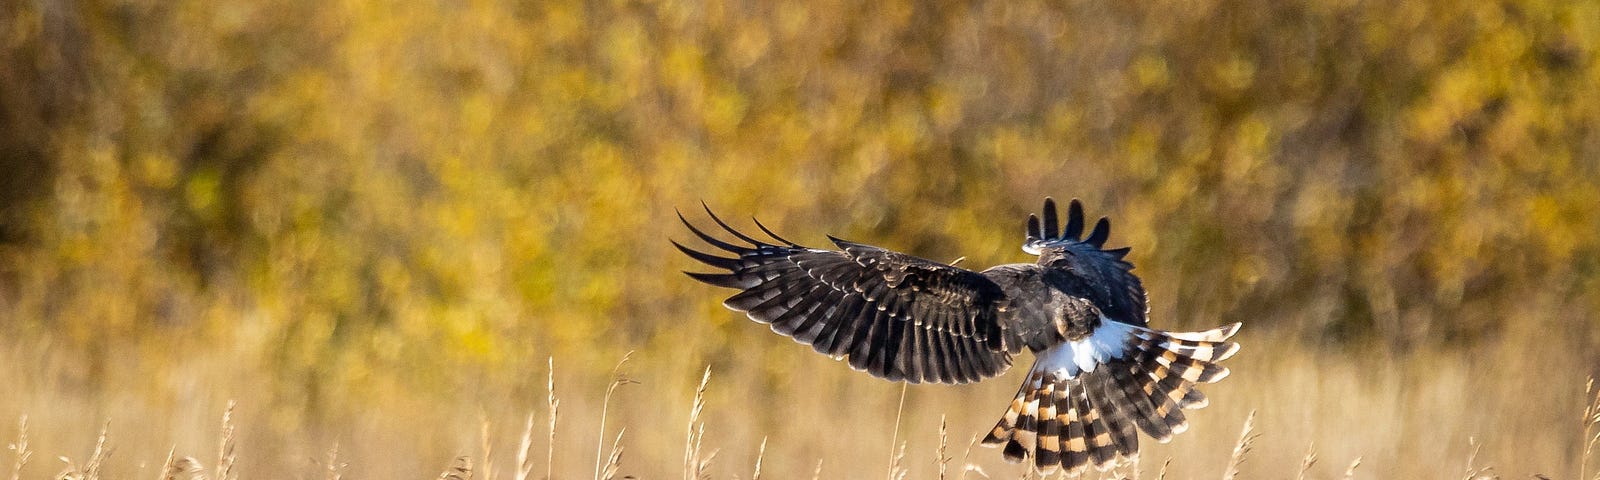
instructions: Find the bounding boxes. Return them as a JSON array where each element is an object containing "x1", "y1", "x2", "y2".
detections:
[{"x1": 981, "y1": 322, "x2": 1241, "y2": 474}]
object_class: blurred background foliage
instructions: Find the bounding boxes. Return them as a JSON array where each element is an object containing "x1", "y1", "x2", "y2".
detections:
[{"x1": 1, "y1": 0, "x2": 1598, "y2": 477}]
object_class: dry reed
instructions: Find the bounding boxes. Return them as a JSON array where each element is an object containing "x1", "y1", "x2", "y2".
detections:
[
  {"x1": 1462, "y1": 437, "x2": 1495, "y2": 479},
  {"x1": 1221, "y1": 411, "x2": 1259, "y2": 480},
  {"x1": 958, "y1": 434, "x2": 987, "y2": 480},
  {"x1": 479, "y1": 418, "x2": 495, "y2": 480},
  {"x1": 322, "y1": 443, "x2": 346, "y2": 480},
  {"x1": 55, "y1": 423, "x2": 108, "y2": 480},
  {"x1": 546, "y1": 357, "x2": 559, "y2": 480},
  {"x1": 8, "y1": 416, "x2": 28, "y2": 480},
  {"x1": 1343, "y1": 457, "x2": 1362, "y2": 479},
  {"x1": 683, "y1": 367, "x2": 712, "y2": 480},
  {"x1": 438, "y1": 456, "x2": 472, "y2": 480},
  {"x1": 937, "y1": 415, "x2": 949, "y2": 480},
  {"x1": 886, "y1": 383, "x2": 910, "y2": 480},
  {"x1": 215, "y1": 402, "x2": 235, "y2": 480},
  {"x1": 1295, "y1": 443, "x2": 1317, "y2": 480},
  {"x1": 885, "y1": 442, "x2": 908, "y2": 480},
  {"x1": 595, "y1": 352, "x2": 635, "y2": 480},
  {"x1": 514, "y1": 414, "x2": 535, "y2": 480},
  {"x1": 751, "y1": 437, "x2": 766, "y2": 480},
  {"x1": 160, "y1": 457, "x2": 202, "y2": 480},
  {"x1": 1583, "y1": 378, "x2": 1600, "y2": 480},
  {"x1": 598, "y1": 429, "x2": 625, "y2": 480},
  {"x1": 156, "y1": 448, "x2": 175, "y2": 480}
]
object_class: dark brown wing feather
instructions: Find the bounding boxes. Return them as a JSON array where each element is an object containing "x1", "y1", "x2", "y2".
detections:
[{"x1": 676, "y1": 208, "x2": 1017, "y2": 384}]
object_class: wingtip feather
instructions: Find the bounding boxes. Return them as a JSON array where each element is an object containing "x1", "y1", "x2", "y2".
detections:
[
  {"x1": 679, "y1": 210, "x2": 749, "y2": 254},
  {"x1": 672, "y1": 239, "x2": 740, "y2": 269},
  {"x1": 701, "y1": 202, "x2": 769, "y2": 247},
  {"x1": 1085, "y1": 217, "x2": 1111, "y2": 247},
  {"x1": 751, "y1": 216, "x2": 800, "y2": 246},
  {"x1": 683, "y1": 271, "x2": 753, "y2": 289},
  {"x1": 1065, "y1": 199, "x2": 1085, "y2": 239},
  {"x1": 1042, "y1": 198, "x2": 1060, "y2": 239}
]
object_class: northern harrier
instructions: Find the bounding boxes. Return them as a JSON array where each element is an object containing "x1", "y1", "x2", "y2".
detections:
[{"x1": 674, "y1": 198, "x2": 1240, "y2": 473}]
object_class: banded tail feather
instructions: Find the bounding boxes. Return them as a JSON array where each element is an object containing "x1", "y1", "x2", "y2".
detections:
[{"x1": 981, "y1": 321, "x2": 1241, "y2": 473}]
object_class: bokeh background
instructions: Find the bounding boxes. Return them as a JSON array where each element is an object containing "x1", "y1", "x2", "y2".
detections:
[{"x1": 2, "y1": 0, "x2": 1598, "y2": 477}]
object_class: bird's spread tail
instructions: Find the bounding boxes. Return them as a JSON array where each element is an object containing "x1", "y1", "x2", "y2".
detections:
[{"x1": 981, "y1": 322, "x2": 1241, "y2": 474}]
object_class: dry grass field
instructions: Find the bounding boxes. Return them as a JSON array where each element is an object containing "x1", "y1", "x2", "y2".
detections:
[
  {"x1": 3, "y1": 336, "x2": 1600, "y2": 479},
  {"x1": 3, "y1": 0, "x2": 1599, "y2": 478}
]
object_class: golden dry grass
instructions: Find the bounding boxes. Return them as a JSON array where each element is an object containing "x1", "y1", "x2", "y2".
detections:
[{"x1": 2, "y1": 340, "x2": 1596, "y2": 478}]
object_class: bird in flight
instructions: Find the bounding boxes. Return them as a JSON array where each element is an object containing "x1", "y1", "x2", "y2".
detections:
[{"x1": 674, "y1": 198, "x2": 1240, "y2": 474}]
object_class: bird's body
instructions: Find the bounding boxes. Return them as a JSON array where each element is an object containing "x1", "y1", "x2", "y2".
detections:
[{"x1": 675, "y1": 198, "x2": 1240, "y2": 474}]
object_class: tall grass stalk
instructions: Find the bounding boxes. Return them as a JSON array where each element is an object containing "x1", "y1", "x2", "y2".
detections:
[
  {"x1": 887, "y1": 382, "x2": 909, "y2": 480},
  {"x1": 57, "y1": 423, "x2": 109, "y2": 480},
  {"x1": 1583, "y1": 378, "x2": 1600, "y2": 480},
  {"x1": 1343, "y1": 457, "x2": 1363, "y2": 479},
  {"x1": 7, "y1": 416, "x2": 28, "y2": 480},
  {"x1": 598, "y1": 429, "x2": 625, "y2": 480},
  {"x1": 957, "y1": 434, "x2": 987, "y2": 480},
  {"x1": 1296, "y1": 443, "x2": 1317, "y2": 480},
  {"x1": 683, "y1": 367, "x2": 712, "y2": 480},
  {"x1": 480, "y1": 417, "x2": 495, "y2": 480},
  {"x1": 322, "y1": 443, "x2": 346, "y2": 480},
  {"x1": 751, "y1": 437, "x2": 766, "y2": 480},
  {"x1": 437, "y1": 456, "x2": 472, "y2": 480},
  {"x1": 216, "y1": 402, "x2": 236, "y2": 480},
  {"x1": 515, "y1": 414, "x2": 535, "y2": 480},
  {"x1": 936, "y1": 415, "x2": 949, "y2": 480},
  {"x1": 1221, "y1": 410, "x2": 1259, "y2": 480},
  {"x1": 547, "y1": 357, "x2": 559, "y2": 480},
  {"x1": 156, "y1": 447, "x2": 175, "y2": 480},
  {"x1": 595, "y1": 352, "x2": 635, "y2": 480}
]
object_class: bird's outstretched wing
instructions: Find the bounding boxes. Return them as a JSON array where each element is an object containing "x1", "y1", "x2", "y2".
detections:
[{"x1": 675, "y1": 207, "x2": 1017, "y2": 384}]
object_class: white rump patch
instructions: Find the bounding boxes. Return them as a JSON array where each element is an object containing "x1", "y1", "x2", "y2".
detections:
[{"x1": 1034, "y1": 318, "x2": 1136, "y2": 378}]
